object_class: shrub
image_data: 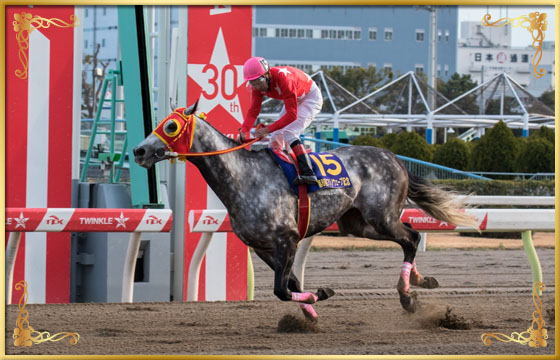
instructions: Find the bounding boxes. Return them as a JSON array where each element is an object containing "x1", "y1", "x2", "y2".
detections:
[
  {"x1": 351, "y1": 134, "x2": 382, "y2": 147},
  {"x1": 379, "y1": 133, "x2": 398, "y2": 150},
  {"x1": 529, "y1": 126, "x2": 555, "y2": 144},
  {"x1": 432, "y1": 138, "x2": 471, "y2": 170},
  {"x1": 469, "y1": 121, "x2": 520, "y2": 175},
  {"x1": 516, "y1": 137, "x2": 554, "y2": 173},
  {"x1": 390, "y1": 131, "x2": 433, "y2": 162}
]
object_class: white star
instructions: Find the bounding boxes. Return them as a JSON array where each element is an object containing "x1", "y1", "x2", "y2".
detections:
[
  {"x1": 187, "y1": 28, "x2": 245, "y2": 124},
  {"x1": 115, "y1": 212, "x2": 129, "y2": 229},
  {"x1": 439, "y1": 221, "x2": 449, "y2": 227},
  {"x1": 277, "y1": 67, "x2": 292, "y2": 77},
  {"x1": 15, "y1": 212, "x2": 29, "y2": 229}
]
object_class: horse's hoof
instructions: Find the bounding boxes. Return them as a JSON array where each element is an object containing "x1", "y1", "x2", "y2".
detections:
[
  {"x1": 399, "y1": 291, "x2": 418, "y2": 313},
  {"x1": 317, "y1": 287, "x2": 335, "y2": 301},
  {"x1": 420, "y1": 276, "x2": 439, "y2": 289}
]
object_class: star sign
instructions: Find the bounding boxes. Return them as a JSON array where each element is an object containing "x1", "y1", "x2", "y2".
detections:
[
  {"x1": 277, "y1": 67, "x2": 292, "y2": 77},
  {"x1": 439, "y1": 221, "x2": 449, "y2": 227},
  {"x1": 115, "y1": 212, "x2": 129, "y2": 229},
  {"x1": 15, "y1": 212, "x2": 29, "y2": 229},
  {"x1": 187, "y1": 28, "x2": 245, "y2": 124}
]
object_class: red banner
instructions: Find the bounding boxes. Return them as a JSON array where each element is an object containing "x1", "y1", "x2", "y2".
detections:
[
  {"x1": 6, "y1": 6, "x2": 76, "y2": 303},
  {"x1": 185, "y1": 6, "x2": 252, "y2": 301}
]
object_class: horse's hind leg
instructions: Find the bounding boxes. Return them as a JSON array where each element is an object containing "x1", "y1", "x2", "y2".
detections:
[{"x1": 338, "y1": 208, "x2": 437, "y2": 312}]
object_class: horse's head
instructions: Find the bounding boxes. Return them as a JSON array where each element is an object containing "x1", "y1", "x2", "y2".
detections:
[{"x1": 133, "y1": 101, "x2": 199, "y2": 169}]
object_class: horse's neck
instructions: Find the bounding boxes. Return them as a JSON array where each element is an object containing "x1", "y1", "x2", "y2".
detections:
[{"x1": 188, "y1": 120, "x2": 256, "y2": 205}]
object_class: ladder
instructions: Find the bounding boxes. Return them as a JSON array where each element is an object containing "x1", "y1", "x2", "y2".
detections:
[{"x1": 80, "y1": 67, "x2": 128, "y2": 183}]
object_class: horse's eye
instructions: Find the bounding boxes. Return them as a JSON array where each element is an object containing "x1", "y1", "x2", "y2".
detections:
[{"x1": 163, "y1": 119, "x2": 180, "y2": 137}]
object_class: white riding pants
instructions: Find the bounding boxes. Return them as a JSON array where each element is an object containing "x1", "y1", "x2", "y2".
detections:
[{"x1": 269, "y1": 81, "x2": 323, "y2": 150}]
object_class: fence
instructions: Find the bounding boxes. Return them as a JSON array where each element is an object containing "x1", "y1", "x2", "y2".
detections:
[
  {"x1": 187, "y1": 197, "x2": 554, "y2": 299},
  {"x1": 5, "y1": 208, "x2": 172, "y2": 304}
]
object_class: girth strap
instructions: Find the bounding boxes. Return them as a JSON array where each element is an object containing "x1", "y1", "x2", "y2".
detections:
[{"x1": 297, "y1": 184, "x2": 311, "y2": 240}]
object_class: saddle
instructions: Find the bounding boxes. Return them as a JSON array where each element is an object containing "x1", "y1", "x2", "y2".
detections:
[{"x1": 268, "y1": 148, "x2": 353, "y2": 239}]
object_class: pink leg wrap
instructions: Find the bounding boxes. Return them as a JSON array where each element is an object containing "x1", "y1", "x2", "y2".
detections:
[
  {"x1": 291, "y1": 292, "x2": 318, "y2": 304},
  {"x1": 299, "y1": 303, "x2": 318, "y2": 320},
  {"x1": 400, "y1": 261, "x2": 413, "y2": 293}
]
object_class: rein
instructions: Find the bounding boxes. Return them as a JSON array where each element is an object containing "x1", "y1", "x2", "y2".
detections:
[
  {"x1": 167, "y1": 138, "x2": 260, "y2": 160},
  {"x1": 155, "y1": 109, "x2": 263, "y2": 162}
]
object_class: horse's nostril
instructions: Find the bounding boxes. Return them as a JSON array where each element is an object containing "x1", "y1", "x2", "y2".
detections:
[
  {"x1": 155, "y1": 148, "x2": 166, "y2": 158},
  {"x1": 134, "y1": 147, "x2": 145, "y2": 157}
]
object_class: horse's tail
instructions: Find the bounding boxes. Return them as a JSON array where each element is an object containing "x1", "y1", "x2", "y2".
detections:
[{"x1": 406, "y1": 171, "x2": 478, "y2": 229}]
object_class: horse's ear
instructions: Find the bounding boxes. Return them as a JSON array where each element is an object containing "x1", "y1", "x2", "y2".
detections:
[{"x1": 183, "y1": 99, "x2": 199, "y2": 116}]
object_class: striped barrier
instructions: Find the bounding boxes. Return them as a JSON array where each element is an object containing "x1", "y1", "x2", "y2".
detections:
[
  {"x1": 5, "y1": 208, "x2": 172, "y2": 304},
  {"x1": 188, "y1": 206, "x2": 554, "y2": 299}
]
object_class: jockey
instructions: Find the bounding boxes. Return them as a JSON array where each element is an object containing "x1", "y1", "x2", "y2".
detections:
[{"x1": 239, "y1": 56, "x2": 323, "y2": 185}]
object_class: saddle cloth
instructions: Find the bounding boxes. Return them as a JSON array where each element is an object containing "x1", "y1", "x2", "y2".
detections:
[{"x1": 269, "y1": 149, "x2": 353, "y2": 195}]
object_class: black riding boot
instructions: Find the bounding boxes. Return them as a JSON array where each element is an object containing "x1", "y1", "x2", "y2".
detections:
[{"x1": 291, "y1": 140, "x2": 318, "y2": 185}]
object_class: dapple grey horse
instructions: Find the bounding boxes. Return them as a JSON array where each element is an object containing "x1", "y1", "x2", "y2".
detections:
[{"x1": 133, "y1": 102, "x2": 478, "y2": 321}]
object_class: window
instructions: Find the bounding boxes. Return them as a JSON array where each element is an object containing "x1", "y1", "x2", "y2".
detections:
[
  {"x1": 252, "y1": 27, "x2": 259, "y2": 37},
  {"x1": 297, "y1": 29, "x2": 305, "y2": 38},
  {"x1": 84, "y1": 40, "x2": 88, "y2": 49},
  {"x1": 474, "y1": 53, "x2": 482, "y2": 61},
  {"x1": 510, "y1": 54, "x2": 518, "y2": 63},
  {"x1": 415, "y1": 64, "x2": 424, "y2": 74},
  {"x1": 321, "y1": 30, "x2": 328, "y2": 39},
  {"x1": 445, "y1": 30, "x2": 449, "y2": 42},
  {"x1": 85, "y1": 8, "x2": 88, "y2": 17},
  {"x1": 521, "y1": 54, "x2": 529, "y2": 63},
  {"x1": 306, "y1": 29, "x2": 313, "y2": 38},
  {"x1": 444, "y1": 64, "x2": 449, "y2": 77},
  {"x1": 289, "y1": 28, "x2": 296, "y2": 37},
  {"x1": 280, "y1": 28, "x2": 288, "y2": 37},
  {"x1": 438, "y1": 29, "x2": 441, "y2": 41},
  {"x1": 416, "y1": 29, "x2": 425, "y2": 42},
  {"x1": 437, "y1": 65, "x2": 441, "y2": 77},
  {"x1": 369, "y1": 28, "x2": 377, "y2": 40},
  {"x1": 384, "y1": 28, "x2": 393, "y2": 41},
  {"x1": 103, "y1": 7, "x2": 107, "y2": 16},
  {"x1": 260, "y1": 28, "x2": 267, "y2": 37},
  {"x1": 354, "y1": 30, "x2": 361, "y2": 40},
  {"x1": 102, "y1": 38, "x2": 106, "y2": 47}
]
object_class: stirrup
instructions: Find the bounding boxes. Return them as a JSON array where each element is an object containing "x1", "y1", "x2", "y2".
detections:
[{"x1": 294, "y1": 174, "x2": 318, "y2": 185}]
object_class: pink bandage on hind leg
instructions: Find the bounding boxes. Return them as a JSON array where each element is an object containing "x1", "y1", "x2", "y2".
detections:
[
  {"x1": 291, "y1": 292, "x2": 318, "y2": 304},
  {"x1": 401, "y1": 261, "x2": 413, "y2": 293},
  {"x1": 299, "y1": 303, "x2": 318, "y2": 320}
]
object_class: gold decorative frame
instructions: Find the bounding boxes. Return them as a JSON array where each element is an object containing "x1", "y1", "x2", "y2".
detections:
[
  {"x1": 12, "y1": 281, "x2": 80, "y2": 347},
  {"x1": 481, "y1": 12, "x2": 548, "y2": 78},
  {"x1": 481, "y1": 281, "x2": 548, "y2": 348},
  {"x1": 12, "y1": 12, "x2": 79, "y2": 80}
]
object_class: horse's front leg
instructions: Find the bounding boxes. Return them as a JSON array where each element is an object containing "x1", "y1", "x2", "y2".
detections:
[{"x1": 273, "y1": 237, "x2": 317, "y2": 303}]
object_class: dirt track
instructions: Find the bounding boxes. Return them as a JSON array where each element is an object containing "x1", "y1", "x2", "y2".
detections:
[{"x1": 5, "y1": 233, "x2": 556, "y2": 357}]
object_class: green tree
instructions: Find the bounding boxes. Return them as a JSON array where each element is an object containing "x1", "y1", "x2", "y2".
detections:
[
  {"x1": 517, "y1": 137, "x2": 554, "y2": 173},
  {"x1": 391, "y1": 131, "x2": 433, "y2": 162},
  {"x1": 530, "y1": 126, "x2": 555, "y2": 144},
  {"x1": 433, "y1": 138, "x2": 471, "y2": 170},
  {"x1": 469, "y1": 121, "x2": 521, "y2": 174},
  {"x1": 379, "y1": 132, "x2": 398, "y2": 150},
  {"x1": 539, "y1": 89, "x2": 555, "y2": 109},
  {"x1": 351, "y1": 134, "x2": 382, "y2": 147},
  {"x1": 437, "y1": 73, "x2": 479, "y2": 114},
  {"x1": 322, "y1": 65, "x2": 391, "y2": 98}
]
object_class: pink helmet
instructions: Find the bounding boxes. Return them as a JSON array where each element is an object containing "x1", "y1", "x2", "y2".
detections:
[{"x1": 243, "y1": 57, "x2": 269, "y2": 81}]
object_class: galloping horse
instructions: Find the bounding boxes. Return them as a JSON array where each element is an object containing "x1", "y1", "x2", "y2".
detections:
[{"x1": 133, "y1": 102, "x2": 478, "y2": 321}]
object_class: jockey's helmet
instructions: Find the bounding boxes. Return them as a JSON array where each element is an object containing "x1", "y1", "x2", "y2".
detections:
[{"x1": 243, "y1": 57, "x2": 270, "y2": 81}]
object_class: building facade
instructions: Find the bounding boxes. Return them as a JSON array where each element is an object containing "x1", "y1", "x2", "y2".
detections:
[
  {"x1": 457, "y1": 21, "x2": 554, "y2": 96},
  {"x1": 252, "y1": 6, "x2": 458, "y2": 80}
]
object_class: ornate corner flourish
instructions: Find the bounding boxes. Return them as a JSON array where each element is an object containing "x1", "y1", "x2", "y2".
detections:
[
  {"x1": 12, "y1": 12, "x2": 79, "y2": 80},
  {"x1": 12, "y1": 281, "x2": 80, "y2": 347},
  {"x1": 481, "y1": 281, "x2": 548, "y2": 348},
  {"x1": 482, "y1": 12, "x2": 547, "y2": 79}
]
